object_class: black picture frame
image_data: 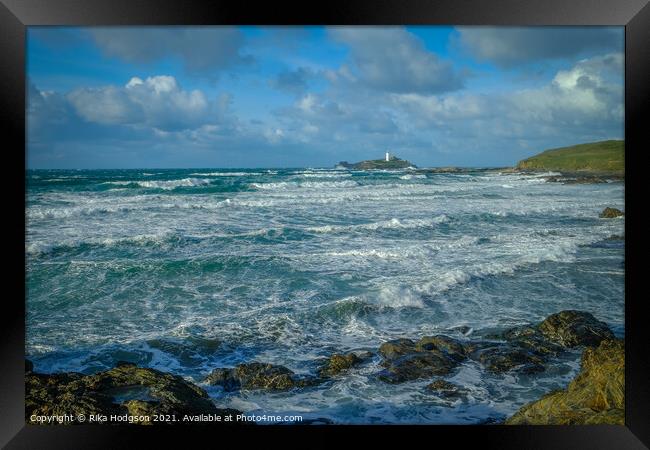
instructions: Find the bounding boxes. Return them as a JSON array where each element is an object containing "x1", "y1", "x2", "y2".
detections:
[{"x1": 2, "y1": 0, "x2": 648, "y2": 448}]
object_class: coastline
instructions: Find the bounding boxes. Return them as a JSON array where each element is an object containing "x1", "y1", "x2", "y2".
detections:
[{"x1": 26, "y1": 309, "x2": 624, "y2": 425}]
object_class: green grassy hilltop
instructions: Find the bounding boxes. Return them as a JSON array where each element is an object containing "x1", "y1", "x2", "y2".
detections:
[{"x1": 517, "y1": 140, "x2": 624, "y2": 174}]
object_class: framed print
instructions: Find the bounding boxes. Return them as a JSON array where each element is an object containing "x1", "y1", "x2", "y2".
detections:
[{"x1": 1, "y1": 0, "x2": 648, "y2": 448}]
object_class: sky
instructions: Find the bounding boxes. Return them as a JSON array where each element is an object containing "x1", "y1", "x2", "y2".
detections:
[{"x1": 27, "y1": 26, "x2": 624, "y2": 169}]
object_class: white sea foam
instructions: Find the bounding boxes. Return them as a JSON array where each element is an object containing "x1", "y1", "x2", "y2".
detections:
[
  {"x1": 296, "y1": 172, "x2": 352, "y2": 178},
  {"x1": 137, "y1": 178, "x2": 212, "y2": 189},
  {"x1": 325, "y1": 249, "x2": 402, "y2": 259},
  {"x1": 399, "y1": 174, "x2": 427, "y2": 180},
  {"x1": 27, "y1": 231, "x2": 176, "y2": 255},
  {"x1": 372, "y1": 285, "x2": 425, "y2": 308},
  {"x1": 104, "y1": 178, "x2": 211, "y2": 189},
  {"x1": 189, "y1": 172, "x2": 261, "y2": 177},
  {"x1": 250, "y1": 180, "x2": 359, "y2": 190},
  {"x1": 307, "y1": 216, "x2": 448, "y2": 234}
]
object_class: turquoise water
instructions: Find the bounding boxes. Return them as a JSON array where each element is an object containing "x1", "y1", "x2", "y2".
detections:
[{"x1": 26, "y1": 168, "x2": 624, "y2": 424}]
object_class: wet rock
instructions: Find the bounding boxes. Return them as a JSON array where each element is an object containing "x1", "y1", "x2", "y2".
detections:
[
  {"x1": 506, "y1": 339, "x2": 624, "y2": 425},
  {"x1": 426, "y1": 379, "x2": 465, "y2": 398},
  {"x1": 545, "y1": 174, "x2": 609, "y2": 184},
  {"x1": 537, "y1": 310, "x2": 614, "y2": 348},
  {"x1": 317, "y1": 351, "x2": 371, "y2": 378},
  {"x1": 378, "y1": 339, "x2": 417, "y2": 360},
  {"x1": 26, "y1": 362, "x2": 236, "y2": 424},
  {"x1": 204, "y1": 368, "x2": 241, "y2": 391},
  {"x1": 378, "y1": 352, "x2": 458, "y2": 383},
  {"x1": 503, "y1": 326, "x2": 564, "y2": 356},
  {"x1": 474, "y1": 345, "x2": 545, "y2": 374},
  {"x1": 206, "y1": 362, "x2": 319, "y2": 391},
  {"x1": 377, "y1": 336, "x2": 468, "y2": 383},
  {"x1": 415, "y1": 335, "x2": 468, "y2": 362},
  {"x1": 599, "y1": 207, "x2": 624, "y2": 218}
]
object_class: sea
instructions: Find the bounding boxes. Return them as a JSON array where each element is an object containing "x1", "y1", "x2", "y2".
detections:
[{"x1": 26, "y1": 167, "x2": 625, "y2": 424}]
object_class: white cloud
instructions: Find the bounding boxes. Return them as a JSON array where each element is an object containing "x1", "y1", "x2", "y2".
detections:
[
  {"x1": 328, "y1": 27, "x2": 464, "y2": 94},
  {"x1": 67, "y1": 75, "x2": 216, "y2": 131},
  {"x1": 513, "y1": 53, "x2": 624, "y2": 123},
  {"x1": 389, "y1": 53, "x2": 624, "y2": 143}
]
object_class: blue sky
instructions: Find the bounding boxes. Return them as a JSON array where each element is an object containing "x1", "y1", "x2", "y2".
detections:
[{"x1": 27, "y1": 26, "x2": 624, "y2": 168}]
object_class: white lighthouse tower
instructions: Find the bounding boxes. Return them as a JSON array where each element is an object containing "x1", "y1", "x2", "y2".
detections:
[{"x1": 385, "y1": 151, "x2": 390, "y2": 162}]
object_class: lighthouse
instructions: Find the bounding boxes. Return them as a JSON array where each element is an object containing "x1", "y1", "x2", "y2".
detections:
[{"x1": 385, "y1": 151, "x2": 390, "y2": 162}]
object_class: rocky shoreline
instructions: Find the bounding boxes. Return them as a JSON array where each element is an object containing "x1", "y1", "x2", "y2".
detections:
[
  {"x1": 25, "y1": 361, "x2": 244, "y2": 425},
  {"x1": 506, "y1": 338, "x2": 624, "y2": 425},
  {"x1": 26, "y1": 310, "x2": 624, "y2": 425},
  {"x1": 516, "y1": 169, "x2": 624, "y2": 184}
]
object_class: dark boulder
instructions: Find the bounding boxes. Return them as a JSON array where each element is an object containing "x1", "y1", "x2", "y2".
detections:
[
  {"x1": 204, "y1": 368, "x2": 241, "y2": 391},
  {"x1": 537, "y1": 310, "x2": 614, "y2": 348},
  {"x1": 378, "y1": 339, "x2": 417, "y2": 360},
  {"x1": 317, "y1": 351, "x2": 371, "y2": 378},
  {"x1": 599, "y1": 207, "x2": 624, "y2": 218},
  {"x1": 415, "y1": 335, "x2": 468, "y2": 362},
  {"x1": 503, "y1": 326, "x2": 564, "y2": 356},
  {"x1": 378, "y1": 352, "x2": 459, "y2": 383},
  {"x1": 26, "y1": 362, "x2": 236, "y2": 424},
  {"x1": 206, "y1": 362, "x2": 319, "y2": 391},
  {"x1": 377, "y1": 335, "x2": 468, "y2": 383},
  {"x1": 25, "y1": 359, "x2": 34, "y2": 373},
  {"x1": 473, "y1": 345, "x2": 545, "y2": 374}
]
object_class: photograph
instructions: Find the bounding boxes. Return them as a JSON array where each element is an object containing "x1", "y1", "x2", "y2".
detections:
[{"x1": 25, "y1": 25, "x2": 626, "y2": 426}]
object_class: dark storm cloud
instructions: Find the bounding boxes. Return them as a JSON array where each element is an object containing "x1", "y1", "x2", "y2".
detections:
[
  {"x1": 455, "y1": 26, "x2": 623, "y2": 67},
  {"x1": 88, "y1": 27, "x2": 253, "y2": 73}
]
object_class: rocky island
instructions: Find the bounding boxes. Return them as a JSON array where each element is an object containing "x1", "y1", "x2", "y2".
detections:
[{"x1": 336, "y1": 152, "x2": 415, "y2": 170}]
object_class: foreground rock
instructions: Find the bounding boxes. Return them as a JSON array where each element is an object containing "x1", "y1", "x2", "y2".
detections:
[
  {"x1": 476, "y1": 310, "x2": 615, "y2": 374},
  {"x1": 506, "y1": 339, "x2": 624, "y2": 425},
  {"x1": 377, "y1": 310, "x2": 615, "y2": 381},
  {"x1": 473, "y1": 345, "x2": 545, "y2": 374},
  {"x1": 502, "y1": 325, "x2": 564, "y2": 356},
  {"x1": 206, "y1": 362, "x2": 319, "y2": 391},
  {"x1": 600, "y1": 207, "x2": 624, "y2": 218},
  {"x1": 377, "y1": 335, "x2": 468, "y2": 383},
  {"x1": 317, "y1": 351, "x2": 372, "y2": 378},
  {"x1": 537, "y1": 310, "x2": 614, "y2": 348},
  {"x1": 26, "y1": 362, "x2": 239, "y2": 424}
]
